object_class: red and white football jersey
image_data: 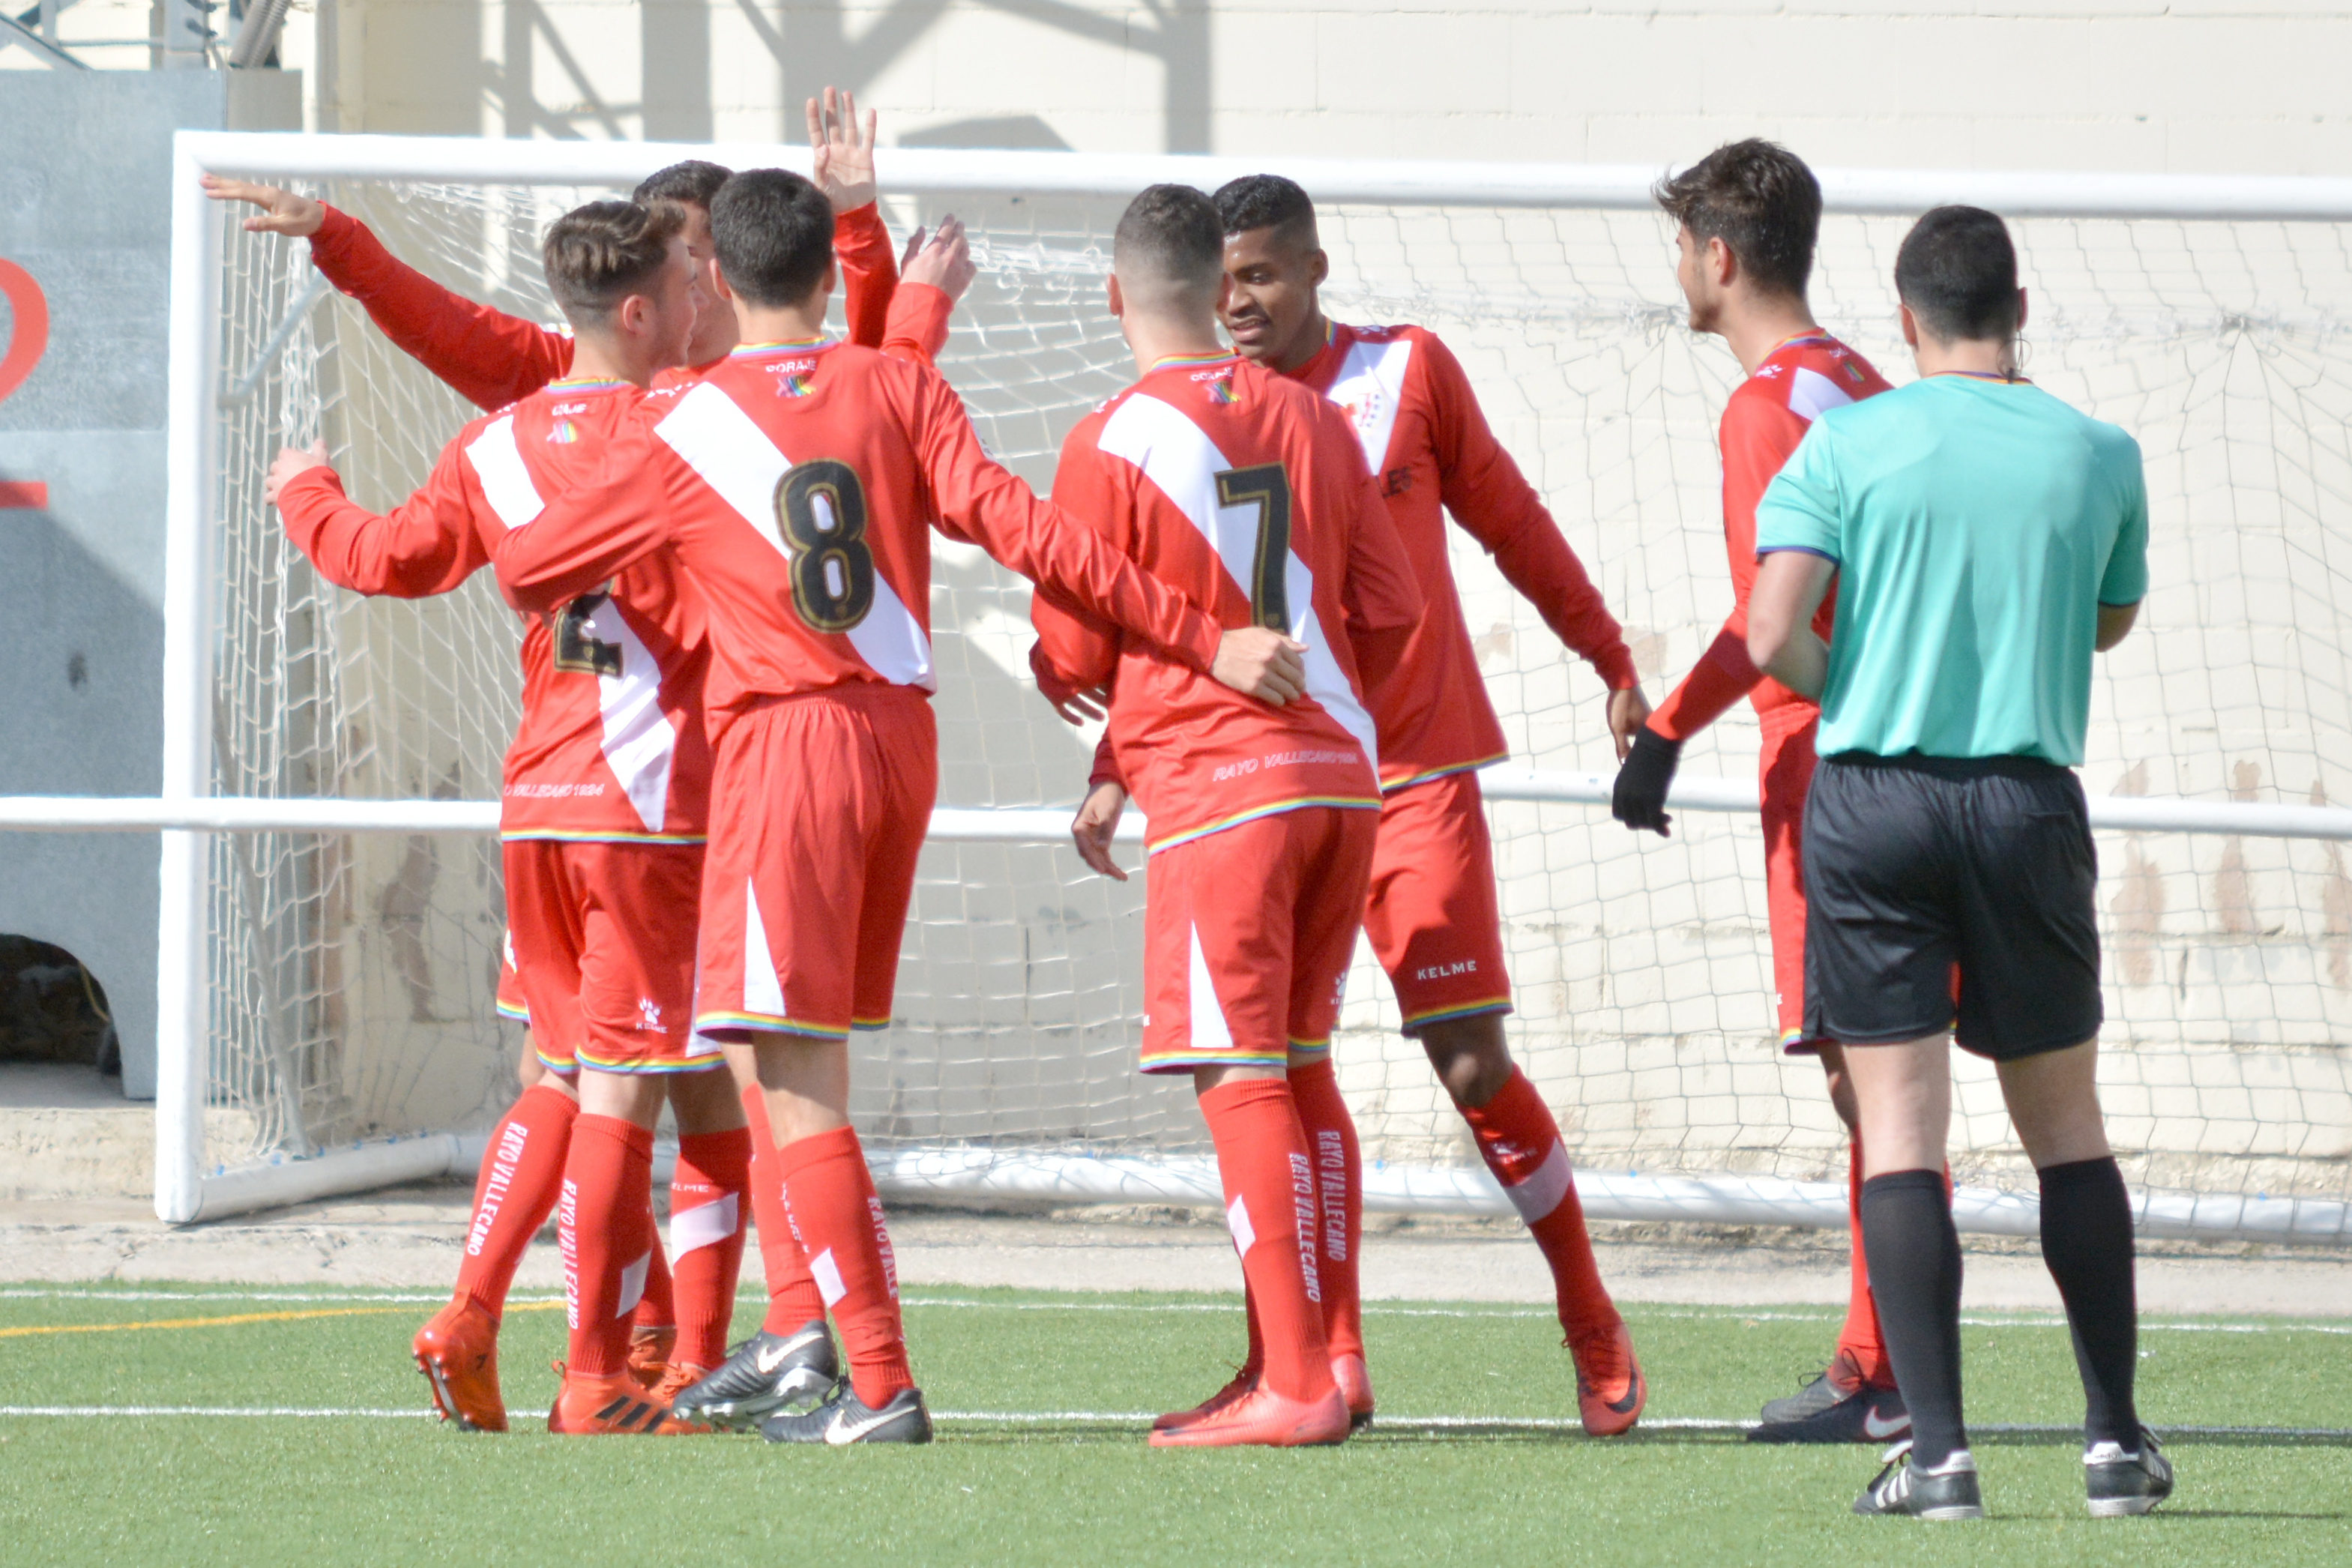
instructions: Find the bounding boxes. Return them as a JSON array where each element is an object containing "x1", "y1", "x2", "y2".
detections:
[
  {"x1": 1284, "y1": 322, "x2": 1636, "y2": 789},
  {"x1": 1647, "y1": 331, "x2": 1893, "y2": 740},
  {"x1": 276, "y1": 376, "x2": 713, "y2": 841},
  {"x1": 1033, "y1": 352, "x2": 1426, "y2": 853},
  {"x1": 303, "y1": 201, "x2": 950, "y2": 413},
  {"x1": 488, "y1": 339, "x2": 1227, "y2": 726}
]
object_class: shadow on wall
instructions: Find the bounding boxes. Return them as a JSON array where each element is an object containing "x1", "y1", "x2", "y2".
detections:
[{"x1": 902, "y1": 115, "x2": 1073, "y2": 151}]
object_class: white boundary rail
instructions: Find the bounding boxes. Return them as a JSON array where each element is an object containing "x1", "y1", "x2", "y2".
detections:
[{"x1": 111, "y1": 132, "x2": 2352, "y2": 1231}]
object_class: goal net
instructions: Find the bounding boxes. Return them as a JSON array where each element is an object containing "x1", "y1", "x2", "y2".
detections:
[{"x1": 160, "y1": 135, "x2": 2351, "y2": 1240}]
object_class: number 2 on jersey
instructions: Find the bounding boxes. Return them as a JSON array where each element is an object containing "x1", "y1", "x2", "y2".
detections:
[
  {"x1": 774, "y1": 459, "x2": 875, "y2": 632},
  {"x1": 1214, "y1": 462, "x2": 1292, "y2": 630}
]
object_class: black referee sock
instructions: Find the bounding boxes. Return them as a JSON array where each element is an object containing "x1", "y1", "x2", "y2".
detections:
[
  {"x1": 1859, "y1": 1169, "x2": 1968, "y2": 1469},
  {"x1": 2037, "y1": 1156, "x2": 2142, "y2": 1450}
]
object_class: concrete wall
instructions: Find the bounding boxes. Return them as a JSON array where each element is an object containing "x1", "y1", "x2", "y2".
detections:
[
  {"x1": 258, "y1": 1, "x2": 2352, "y2": 176},
  {"x1": 0, "y1": 70, "x2": 301, "y2": 1100}
]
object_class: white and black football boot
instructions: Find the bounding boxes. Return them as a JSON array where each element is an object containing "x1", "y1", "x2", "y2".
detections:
[
  {"x1": 1851, "y1": 1440, "x2": 1985, "y2": 1519},
  {"x1": 761, "y1": 1382, "x2": 933, "y2": 1446},
  {"x1": 669, "y1": 1321, "x2": 838, "y2": 1432},
  {"x1": 2086, "y1": 1428, "x2": 2174, "y2": 1517}
]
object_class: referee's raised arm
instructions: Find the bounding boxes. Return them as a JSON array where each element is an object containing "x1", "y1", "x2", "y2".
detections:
[{"x1": 1745, "y1": 205, "x2": 2165, "y2": 1523}]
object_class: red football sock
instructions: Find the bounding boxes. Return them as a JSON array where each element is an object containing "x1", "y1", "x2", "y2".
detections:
[
  {"x1": 558, "y1": 1114, "x2": 657, "y2": 1378},
  {"x1": 1833, "y1": 1134, "x2": 1893, "y2": 1386},
  {"x1": 743, "y1": 1085, "x2": 828, "y2": 1333},
  {"x1": 453, "y1": 1083, "x2": 576, "y2": 1320},
  {"x1": 1285, "y1": 1059, "x2": 1363, "y2": 1363},
  {"x1": 777, "y1": 1123, "x2": 911, "y2": 1408},
  {"x1": 631, "y1": 1213, "x2": 674, "y2": 1332},
  {"x1": 1459, "y1": 1067, "x2": 1620, "y2": 1339},
  {"x1": 670, "y1": 1126, "x2": 752, "y2": 1368},
  {"x1": 1198, "y1": 1077, "x2": 1333, "y2": 1404}
]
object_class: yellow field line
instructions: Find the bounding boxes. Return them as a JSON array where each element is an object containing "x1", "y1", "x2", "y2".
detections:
[{"x1": 0, "y1": 1300, "x2": 563, "y2": 1339}]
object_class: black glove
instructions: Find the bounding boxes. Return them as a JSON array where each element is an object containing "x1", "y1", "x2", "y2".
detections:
[{"x1": 1611, "y1": 726, "x2": 1680, "y2": 836}]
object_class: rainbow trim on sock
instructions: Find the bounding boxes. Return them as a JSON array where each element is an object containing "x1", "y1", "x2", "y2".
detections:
[
  {"x1": 1399, "y1": 997, "x2": 1513, "y2": 1035},
  {"x1": 1145, "y1": 795, "x2": 1381, "y2": 855}
]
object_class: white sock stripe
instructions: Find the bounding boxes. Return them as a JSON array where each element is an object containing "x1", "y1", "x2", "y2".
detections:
[
  {"x1": 669, "y1": 1192, "x2": 741, "y2": 1257},
  {"x1": 615, "y1": 1249, "x2": 651, "y2": 1320},
  {"x1": 1225, "y1": 1195, "x2": 1256, "y2": 1257},
  {"x1": 809, "y1": 1246, "x2": 848, "y2": 1309},
  {"x1": 1501, "y1": 1140, "x2": 1575, "y2": 1224}
]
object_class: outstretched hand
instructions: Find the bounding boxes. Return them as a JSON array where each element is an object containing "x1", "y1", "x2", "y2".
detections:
[
  {"x1": 806, "y1": 86, "x2": 878, "y2": 214},
  {"x1": 202, "y1": 175, "x2": 325, "y2": 238},
  {"x1": 1212, "y1": 627, "x2": 1309, "y2": 706},
  {"x1": 1070, "y1": 781, "x2": 1130, "y2": 881},
  {"x1": 900, "y1": 215, "x2": 977, "y2": 304},
  {"x1": 265, "y1": 439, "x2": 332, "y2": 506}
]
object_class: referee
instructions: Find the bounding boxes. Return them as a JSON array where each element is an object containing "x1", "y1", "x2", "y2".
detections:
[{"x1": 1746, "y1": 205, "x2": 2170, "y2": 1521}]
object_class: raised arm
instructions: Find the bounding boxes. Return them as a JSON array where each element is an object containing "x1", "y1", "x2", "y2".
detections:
[
  {"x1": 204, "y1": 177, "x2": 574, "y2": 411},
  {"x1": 266, "y1": 437, "x2": 492, "y2": 599}
]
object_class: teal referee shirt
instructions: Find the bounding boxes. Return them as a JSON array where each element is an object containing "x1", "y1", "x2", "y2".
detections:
[{"x1": 1752, "y1": 375, "x2": 2148, "y2": 766}]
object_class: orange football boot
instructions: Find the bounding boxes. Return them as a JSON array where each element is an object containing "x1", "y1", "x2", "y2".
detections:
[
  {"x1": 626, "y1": 1324, "x2": 678, "y2": 1392},
  {"x1": 412, "y1": 1299, "x2": 506, "y2": 1432},
  {"x1": 1148, "y1": 1385, "x2": 1351, "y2": 1449},
  {"x1": 1331, "y1": 1352, "x2": 1375, "y2": 1432},
  {"x1": 1569, "y1": 1321, "x2": 1646, "y2": 1437},
  {"x1": 547, "y1": 1366, "x2": 710, "y2": 1435},
  {"x1": 651, "y1": 1360, "x2": 716, "y2": 1410},
  {"x1": 1150, "y1": 1366, "x2": 1258, "y2": 1434}
]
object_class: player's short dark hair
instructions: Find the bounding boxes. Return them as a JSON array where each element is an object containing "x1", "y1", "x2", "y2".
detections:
[
  {"x1": 1652, "y1": 139, "x2": 1821, "y2": 300},
  {"x1": 541, "y1": 199, "x2": 687, "y2": 325},
  {"x1": 632, "y1": 159, "x2": 732, "y2": 212},
  {"x1": 1894, "y1": 205, "x2": 2021, "y2": 343},
  {"x1": 1113, "y1": 184, "x2": 1225, "y2": 311},
  {"x1": 708, "y1": 168, "x2": 836, "y2": 308},
  {"x1": 1213, "y1": 174, "x2": 1318, "y2": 246}
]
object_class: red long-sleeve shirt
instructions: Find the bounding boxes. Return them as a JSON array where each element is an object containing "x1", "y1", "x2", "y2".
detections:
[
  {"x1": 1645, "y1": 332, "x2": 1893, "y2": 742},
  {"x1": 1278, "y1": 322, "x2": 1637, "y2": 788},
  {"x1": 303, "y1": 201, "x2": 951, "y2": 411},
  {"x1": 488, "y1": 340, "x2": 1225, "y2": 727}
]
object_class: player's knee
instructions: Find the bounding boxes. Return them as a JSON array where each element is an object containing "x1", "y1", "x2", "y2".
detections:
[
  {"x1": 666, "y1": 1067, "x2": 751, "y2": 1134},
  {"x1": 1417, "y1": 1016, "x2": 1512, "y2": 1108}
]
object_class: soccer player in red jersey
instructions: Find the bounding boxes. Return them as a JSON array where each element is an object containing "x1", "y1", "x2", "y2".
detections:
[
  {"x1": 489, "y1": 167, "x2": 1297, "y2": 1445},
  {"x1": 268, "y1": 199, "x2": 740, "y2": 1434},
  {"x1": 216, "y1": 91, "x2": 966, "y2": 1426},
  {"x1": 1606, "y1": 140, "x2": 1910, "y2": 1444},
  {"x1": 1124, "y1": 173, "x2": 1649, "y2": 1434},
  {"x1": 1032, "y1": 183, "x2": 1425, "y2": 1449}
]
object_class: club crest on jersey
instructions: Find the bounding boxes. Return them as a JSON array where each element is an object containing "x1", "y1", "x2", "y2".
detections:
[{"x1": 1339, "y1": 388, "x2": 1384, "y2": 431}]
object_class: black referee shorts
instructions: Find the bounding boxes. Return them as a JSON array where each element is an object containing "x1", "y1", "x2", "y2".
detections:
[{"x1": 1801, "y1": 752, "x2": 2102, "y2": 1061}]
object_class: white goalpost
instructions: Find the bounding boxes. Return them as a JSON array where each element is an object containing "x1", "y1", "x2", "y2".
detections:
[{"x1": 70, "y1": 130, "x2": 2352, "y2": 1237}]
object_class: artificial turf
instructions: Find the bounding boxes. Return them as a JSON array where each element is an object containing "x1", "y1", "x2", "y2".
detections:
[{"x1": 0, "y1": 1282, "x2": 2345, "y2": 1567}]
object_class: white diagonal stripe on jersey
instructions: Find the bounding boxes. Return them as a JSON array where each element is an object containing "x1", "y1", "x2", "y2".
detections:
[
  {"x1": 1280, "y1": 546, "x2": 1379, "y2": 768},
  {"x1": 808, "y1": 1246, "x2": 848, "y2": 1309},
  {"x1": 616, "y1": 1249, "x2": 651, "y2": 1319},
  {"x1": 1322, "y1": 331, "x2": 1414, "y2": 476},
  {"x1": 657, "y1": 380, "x2": 935, "y2": 692},
  {"x1": 569, "y1": 594, "x2": 678, "y2": 833},
  {"x1": 1787, "y1": 365, "x2": 1856, "y2": 424},
  {"x1": 1225, "y1": 1195, "x2": 1255, "y2": 1256},
  {"x1": 1097, "y1": 393, "x2": 1258, "y2": 600},
  {"x1": 669, "y1": 1192, "x2": 741, "y2": 1257},
  {"x1": 1187, "y1": 923, "x2": 1232, "y2": 1053},
  {"x1": 462, "y1": 416, "x2": 545, "y2": 531},
  {"x1": 1502, "y1": 1139, "x2": 1575, "y2": 1224},
  {"x1": 741, "y1": 881, "x2": 786, "y2": 1018}
]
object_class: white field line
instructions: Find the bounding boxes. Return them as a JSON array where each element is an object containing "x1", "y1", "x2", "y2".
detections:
[
  {"x1": 1, "y1": 1405, "x2": 2345, "y2": 1441},
  {"x1": 4, "y1": 1288, "x2": 2346, "y2": 1333}
]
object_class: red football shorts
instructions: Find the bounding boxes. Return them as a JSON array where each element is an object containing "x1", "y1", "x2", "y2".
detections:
[
  {"x1": 694, "y1": 684, "x2": 936, "y2": 1041},
  {"x1": 1758, "y1": 702, "x2": 1820, "y2": 1054},
  {"x1": 501, "y1": 837, "x2": 716, "y2": 1075},
  {"x1": 1362, "y1": 770, "x2": 1512, "y2": 1036},
  {"x1": 1139, "y1": 805, "x2": 1378, "y2": 1075}
]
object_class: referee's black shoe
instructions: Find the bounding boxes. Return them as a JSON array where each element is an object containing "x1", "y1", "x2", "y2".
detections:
[
  {"x1": 669, "y1": 1321, "x2": 837, "y2": 1431},
  {"x1": 2086, "y1": 1428, "x2": 2173, "y2": 1517},
  {"x1": 762, "y1": 1382, "x2": 933, "y2": 1445},
  {"x1": 1750, "y1": 1351, "x2": 1911, "y2": 1444},
  {"x1": 1852, "y1": 1441, "x2": 1984, "y2": 1519}
]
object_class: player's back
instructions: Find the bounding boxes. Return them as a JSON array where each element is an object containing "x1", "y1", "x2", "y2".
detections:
[
  {"x1": 628, "y1": 339, "x2": 953, "y2": 721},
  {"x1": 1054, "y1": 354, "x2": 1415, "y2": 851},
  {"x1": 456, "y1": 379, "x2": 714, "y2": 840}
]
